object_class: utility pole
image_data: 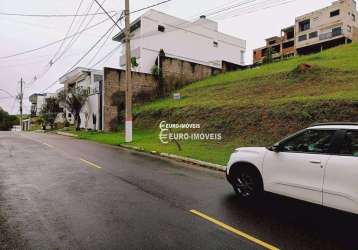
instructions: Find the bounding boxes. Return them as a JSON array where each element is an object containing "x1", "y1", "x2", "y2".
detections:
[
  {"x1": 19, "y1": 78, "x2": 23, "y2": 131},
  {"x1": 124, "y1": 0, "x2": 132, "y2": 142}
]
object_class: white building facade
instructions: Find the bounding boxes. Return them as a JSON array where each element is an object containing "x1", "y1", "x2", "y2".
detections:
[
  {"x1": 113, "y1": 10, "x2": 246, "y2": 74},
  {"x1": 59, "y1": 67, "x2": 104, "y2": 130},
  {"x1": 29, "y1": 93, "x2": 56, "y2": 116}
]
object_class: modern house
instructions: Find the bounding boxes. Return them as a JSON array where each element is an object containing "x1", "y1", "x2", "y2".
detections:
[
  {"x1": 253, "y1": 0, "x2": 358, "y2": 64},
  {"x1": 59, "y1": 67, "x2": 104, "y2": 130},
  {"x1": 112, "y1": 9, "x2": 246, "y2": 74},
  {"x1": 29, "y1": 93, "x2": 56, "y2": 116}
]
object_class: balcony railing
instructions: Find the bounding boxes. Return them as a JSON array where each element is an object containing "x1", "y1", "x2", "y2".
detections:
[{"x1": 319, "y1": 29, "x2": 342, "y2": 41}]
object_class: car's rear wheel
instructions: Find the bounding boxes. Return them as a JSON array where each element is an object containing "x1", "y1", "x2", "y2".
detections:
[{"x1": 231, "y1": 166, "x2": 263, "y2": 200}]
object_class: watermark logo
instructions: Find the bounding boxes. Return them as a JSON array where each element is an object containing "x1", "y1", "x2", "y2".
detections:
[{"x1": 159, "y1": 121, "x2": 222, "y2": 144}]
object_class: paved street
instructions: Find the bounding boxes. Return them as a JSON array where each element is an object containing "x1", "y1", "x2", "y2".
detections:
[{"x1": 0, "y1": 131, "x2": 358, "y2": 250}]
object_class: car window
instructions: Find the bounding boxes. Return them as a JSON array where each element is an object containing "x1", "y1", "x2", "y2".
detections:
[
  {"x1": 281, "y1": 129, "x2": 336, "y2": 153},
  {"x1": 338, "y1": 130, "x2": 358, "y2": 157}
]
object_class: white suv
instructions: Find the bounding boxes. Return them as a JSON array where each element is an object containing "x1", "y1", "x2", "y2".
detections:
[{"x1": 226, "y1": 123, "x2": 358, "y2": 215}]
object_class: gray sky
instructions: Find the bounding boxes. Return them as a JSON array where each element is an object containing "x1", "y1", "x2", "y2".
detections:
[{"x1": 0, "y1": 0, "x2": 333, "y2": 114}]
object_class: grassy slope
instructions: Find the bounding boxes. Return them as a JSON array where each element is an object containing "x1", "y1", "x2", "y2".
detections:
[{"x1": 77, "y1": 44, "x2": 358, "y2": 165}]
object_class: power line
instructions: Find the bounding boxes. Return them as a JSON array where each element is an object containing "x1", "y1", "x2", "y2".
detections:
[
  {"x1": 0, "y1": 15, "x2": 112, "y2": 60},
  {"x1": 51, "y1": 0, "x2": 86, "y2": 61},
  {"x1": 211, "y1": 0, "x2": 296, "y2": 20},
  {"x1": 86, "y1": 24, "x2": 117, "y2": 67},
  {"x1": 0, "y1": 11, "x2": 118, "y2": 17},
  {"x1": 90, "y1": 44, "x2": 121, "y2": 68},
  {"x1": 41, "y1": 16, "x2": 122, "y2": 93},
  {"x1": 28, "y1": 1, "x2": 114, "y2": 88},
  {"x1": 26, "y1": 0, "x2": 94, "y2": 86},
  {"x1": 131, "y1": 0, "x2": 173, "y2": 15},
  {"x1": 122, "y1": 0, "x2": 296, "y2": 45},
  {"x1": 53, "y1": 0, "x2": 103, "y2": 65},
  {"x1": 0, "y1": 89, "x2": 15, "y2": 98},
  {"x1": 94, "y1": 0, "x2": 123, "y2": 31}
]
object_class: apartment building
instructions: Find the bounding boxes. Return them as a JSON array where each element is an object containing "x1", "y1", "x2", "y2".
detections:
[
  {"x1": 59, "y1": 67, "x2": 104, "y2": 130},
  {"x1": 296, "y1": 0, "x2": 358, "y2": 54},
  {"x1": 253, "y1": 0, "x2": 358, "y2": 64},
  {"x1": 112, "y1": 9, "x2": 246, "y2": 74}
]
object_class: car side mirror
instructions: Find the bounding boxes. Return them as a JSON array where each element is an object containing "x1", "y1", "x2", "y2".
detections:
[{"x1": 269, "y1": 144, "x2": 281, "y2": 152}]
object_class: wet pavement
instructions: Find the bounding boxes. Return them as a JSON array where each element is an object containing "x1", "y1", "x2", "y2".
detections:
[{"x1": 0, "y1": 131, "x2": 357, "y2": 250}]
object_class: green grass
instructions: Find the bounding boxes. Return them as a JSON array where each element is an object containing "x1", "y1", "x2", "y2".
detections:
[
  {"x1": 67, "y1": 43, "x2": 358, "y2": 165},
  {"x1": 134, "y1": 43, "x2": 358, "y2": 113},
  {"x1": 71, "y1": 128, "x2": 237, "y2": 165}
]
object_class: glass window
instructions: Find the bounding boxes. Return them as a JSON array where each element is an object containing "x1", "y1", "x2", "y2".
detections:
[
  {"x1": 298, "y1": 34, "x2": 307, "y2": 41},
  {"x1": 338, "y1": 131, "x2": 358, "y2": 157},
  {"x1": 332, "y1": 27, "x2": 342, "y2": 37},
  {"x1": 94, "y1": 74, "x2": 102, "y2": 82},
  {"x1": 309, "y1": 31, "x2": 318, "y2": 39},
  {"x1": 299, "y1": 19, "x2": 310, "y2": 32},
  {"x1": 281, "y1": 130, "x2": 336, "y2": 153},
  {"x1": 330, "y1": 9, "x2": 340, "y2": 17}
]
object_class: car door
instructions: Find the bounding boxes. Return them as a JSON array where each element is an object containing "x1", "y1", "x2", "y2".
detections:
[
  {"x1": 323, "y1": 130, "x2": 358, "y2": 214},
  {"x1": 263, "y1": 129, "x2": 336, "y2": 205}
]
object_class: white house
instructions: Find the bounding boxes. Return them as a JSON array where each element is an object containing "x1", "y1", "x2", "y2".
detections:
[
  {"x1": 29, "y1": 93, "x2": 56, "y2": 116},
  {"x1": 113, "y1": 10, "x2": 246, "y2": 74},
  {"x1": 59, "y1": 67, "x2": 104, "y2": 130}
]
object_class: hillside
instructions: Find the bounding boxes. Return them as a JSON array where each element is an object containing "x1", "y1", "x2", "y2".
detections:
[{"x1": 77, "y1": 43, "x2": 358, "y2": 165}]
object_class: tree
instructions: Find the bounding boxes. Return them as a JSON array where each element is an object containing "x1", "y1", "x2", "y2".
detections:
[
  {"x1": 40, "y1": 97, "x2": 62, "y2": 129},
  {"x1": 65, "y1": 88, "x2": 88, "y2": 131},
  {"x1": 263, "y1": 47, "x2": 273, "y2": 64},
  {"x1": 131, "y1": 57, "x2": 139, "y2": 71},
  {"x1": 0, "y1": 107, "x2": 19, "y2": 131}
]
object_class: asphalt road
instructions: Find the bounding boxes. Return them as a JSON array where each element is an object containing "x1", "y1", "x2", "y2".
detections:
[{"x1": 0, "y1": 131, "x2": 357, "y2": 250}]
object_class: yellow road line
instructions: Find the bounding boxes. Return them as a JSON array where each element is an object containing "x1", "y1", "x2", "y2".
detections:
[
  {"x1": 190, "y1": 209, "x2": 279, "y2": 250},
  {"x1": 79, "y1": 158, "x2": 102, "y2": 169},
  {"x1": 42, "y1": 142, "x2": 54, "y2": 148}
]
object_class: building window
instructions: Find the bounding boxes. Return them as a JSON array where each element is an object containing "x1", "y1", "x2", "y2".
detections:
[
  {"x1": 286, "y1": 30, "x2": 294, "y2": 40},
  {"x1": 283, "y1": 40, "x2": 294, "y2": 48},
  {"x1": 268, "y1": 40, "x2": 277, "y2": 45},
  {"x1": 332, "y1": 27, "x2": 342, "y2": 37},
  {"x1": 299, "y1": 19, "x2": 310, "y2": 32},
  {"x1": 271, "y1": 45, "x2": 281, "y2": 53},
  {"x1": 261, "y1": 48, "x2": 267, "y2": 55},
  {"x1": 298, "y1": 34, "x2": 307, "y2": 41},
  {"x1": 94, "y1": 74, "x2": 102, "y2": 82},
  {"x1": 213, "y1": 41, "x2": 218, "y2": 47},
  {"x1": 347, "y1": 25, "x2": 352, "y2": 32},
  {"x1": 353, "y1": 14, "x2": 356, "y2": 22},
  {"x1": 309, "y1": 31, "x2": 318, "y2": 39},
  {"x1": 330, "y1": 9, "x2": 340, "y2": 17},
  {"x1": 158, "y1": 25, "x2": 165, "y2": 32}
]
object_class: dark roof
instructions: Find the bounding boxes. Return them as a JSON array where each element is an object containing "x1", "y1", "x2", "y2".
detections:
[{"x1": 112, "y1": 19, "x2": 141, "y2": 42}]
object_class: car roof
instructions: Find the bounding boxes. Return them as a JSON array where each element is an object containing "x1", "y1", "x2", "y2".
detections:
[{"x1": 308, "y1": 124, "x2": 358, "y2": 130}]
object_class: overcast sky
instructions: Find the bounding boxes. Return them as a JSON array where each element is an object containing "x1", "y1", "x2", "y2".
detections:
[{"x1": 0, "y1": 0, "x2": 334, "y2": 114}]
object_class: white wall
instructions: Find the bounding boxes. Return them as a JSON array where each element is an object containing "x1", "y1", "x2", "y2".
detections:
[
  {"x1": 61, "y1": 68, "x2": 103, "y2": 130},
  {"x1": 122, "y1": 10, "x2": 246, "y2": 74}
]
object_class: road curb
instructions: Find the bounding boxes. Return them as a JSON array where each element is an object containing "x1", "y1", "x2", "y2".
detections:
[
  {"x1": 51, "y1": 131, "x2": 226, "y2": 172},
  {"x1": 56, "y1": 131, "x2": 79, "y2": 137},
  {"x1": 119, "y1": 144, "x2": 226, "y2": 172}
]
